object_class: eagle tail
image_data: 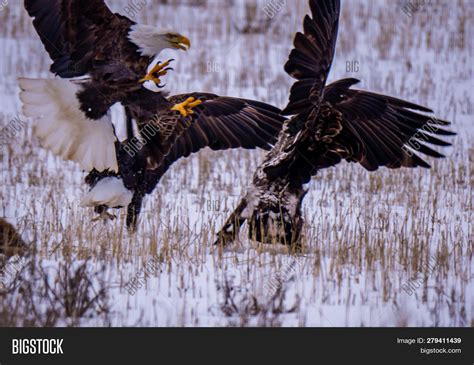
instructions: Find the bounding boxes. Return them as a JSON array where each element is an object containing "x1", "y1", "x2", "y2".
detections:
[{"x1": 80, "y1": 177, "x2": 133, "y2": 208}]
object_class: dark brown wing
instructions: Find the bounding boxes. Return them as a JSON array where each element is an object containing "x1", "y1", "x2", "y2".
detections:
[
  {"x1": 267, "y1": 0, "x2": 453, "y2": 182},
  {"x1": 24, "y1": 0, "x2": 134, "y2": 78},
  {"x1": 142, "y1": 93, "x2": 285, "y2": 167},
  {"x1": 168, "y1": 93, "x2": 285, "y2": 154},
  {"x1": 135, "y1": 93, "x2": 285, "y2": 194},
  {"x1": 257, "y1": 0, "x2": 341, "y2": 182},
  {"x1": 282, "y1": 0, "x2": 341, "y2": 116},
  {"x1": 307, "y1": 78, "x2": 455, "y2": 173}
]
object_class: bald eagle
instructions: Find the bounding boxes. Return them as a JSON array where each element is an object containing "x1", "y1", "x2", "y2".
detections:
[
  {"x1": 19, "y1": 0, "x2": 286, "y2": 229},
  {"x1": 21, "y1": 0, "x2": 191, "y2": 172},
  {"x1": 215, "y1": 0, "x2": 455, "y2": 247}
]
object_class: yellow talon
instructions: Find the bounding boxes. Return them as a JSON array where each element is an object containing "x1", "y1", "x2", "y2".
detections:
[
  {"x1": 139, "y1": 75, "x2": 161, "y2": 85},
  {"x1": 139, "y1": 59, "x2": 174, "y2": 86},
  {"x1": 171, "y1": 97, "x2": 202, "y2": 117}
]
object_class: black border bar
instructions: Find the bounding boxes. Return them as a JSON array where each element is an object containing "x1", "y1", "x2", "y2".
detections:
[{"x1": 0, "y1": 328, "x2": 472, "y2": 364}]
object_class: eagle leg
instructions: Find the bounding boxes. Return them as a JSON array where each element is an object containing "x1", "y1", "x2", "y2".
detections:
[
  {"x1": 171, "y1": 97, "x2": 202, "y2": 117},
  {"x1": 247, "y1": 203, "x2": 304, "y2": 248},
  {"x1": 92, "y1": 205, "x2": 117, "y2": 222},
  {"x1": 216, "y1": 180, "x2": 306, "y2": 249},
  {"x1": 126, "y1": 192, "x2": 144, "y2": 232},
  {"x1": 214, "y1": 199, "x2": 248, "y2": 246}
]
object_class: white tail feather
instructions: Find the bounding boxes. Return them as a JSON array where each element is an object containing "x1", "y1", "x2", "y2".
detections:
[
  {"x1": 18, "y1": 78, "x2": 118, "y2": 172},
  {"x1": 81, "y1": 177, "x2": 133, "y2": 208}
]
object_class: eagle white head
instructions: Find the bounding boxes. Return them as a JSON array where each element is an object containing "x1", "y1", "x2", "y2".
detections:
[{"x1": 128, "y1": 24, "x2": 191, "y2": 57}]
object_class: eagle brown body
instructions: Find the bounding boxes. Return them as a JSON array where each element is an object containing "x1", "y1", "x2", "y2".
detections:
[{"x1": 216, "y1": 0, "x2": 455, "y2": 247}]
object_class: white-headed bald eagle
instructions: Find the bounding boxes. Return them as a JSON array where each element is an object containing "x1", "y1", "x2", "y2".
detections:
[
  {"x1": 215, "y1": 0, "x2": 456, "y2": 247},
  {"x1": 21, "y1": 0, "x2": 191, "y2": 172},
  {"x1": 19, "y1": 0, "x2": 287, "y2": 229}
]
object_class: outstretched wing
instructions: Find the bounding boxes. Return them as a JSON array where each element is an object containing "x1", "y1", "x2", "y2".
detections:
[
  {"x1": 24, "y1": 0, "x2": 134, "y2": 77},
  {"x1": 139, "y1": 93, "x2": 285, "y2": 169},
  {"x1": 266, "y1": 0, "x2": 453, "y2": 182},
  {"x1": 282, "y1": 0, "x2": 341, "y2": 116},
  {"x1": 259, "y1": 0, "x2": 341, "y2": 181},
  {"x1": 168, "y1": 93, "x2": 285, "y2": 155},
  {"x1": 132, "y1": 93, "x2": 286, "y2": 195},
  {"x1": 301, "y1": 78, "x2": 455, "y2": 176}
]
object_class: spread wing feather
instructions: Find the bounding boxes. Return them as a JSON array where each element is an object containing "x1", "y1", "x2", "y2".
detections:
[
  {"x1": 136, "y1": 94, "x2": 286, "y2": 194},
  {"x1": 24, "y1": 0, "x2": 134, "y2": 77},
  {"x1": 267, "y1": 0, "x2": 454, "y2": 185},
  {"x1": 282, "y1": 0, "x2": 341, "y2": 115},
  {"x1": 145, "y1": 93, "x2": 286, "y2": 164},
  {"x1": 318, "y1": 79, "x2": 455, "y2": 172}
]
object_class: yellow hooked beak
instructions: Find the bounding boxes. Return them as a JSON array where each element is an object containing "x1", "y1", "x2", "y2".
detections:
[{"x1": 170, "y1": 35, "x2": 191, "y2": 51}]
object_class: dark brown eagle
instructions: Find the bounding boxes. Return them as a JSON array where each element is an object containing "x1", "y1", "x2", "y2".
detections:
[
  {"x1": 216, "y1": 0, "x2": 455, "y2": 247},
  {"x1": 19, "y1": 0, "x2": 286, "y2": 229}
]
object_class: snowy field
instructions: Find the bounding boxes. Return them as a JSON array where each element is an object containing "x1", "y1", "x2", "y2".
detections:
[{"x1": 0, "y1": 0, "x2": 472, "y2": 326}]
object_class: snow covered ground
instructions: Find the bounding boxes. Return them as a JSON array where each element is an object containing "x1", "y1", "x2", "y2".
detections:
[{"x1": 0, "y1": 0, "x2": 472, "y2": 326}]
